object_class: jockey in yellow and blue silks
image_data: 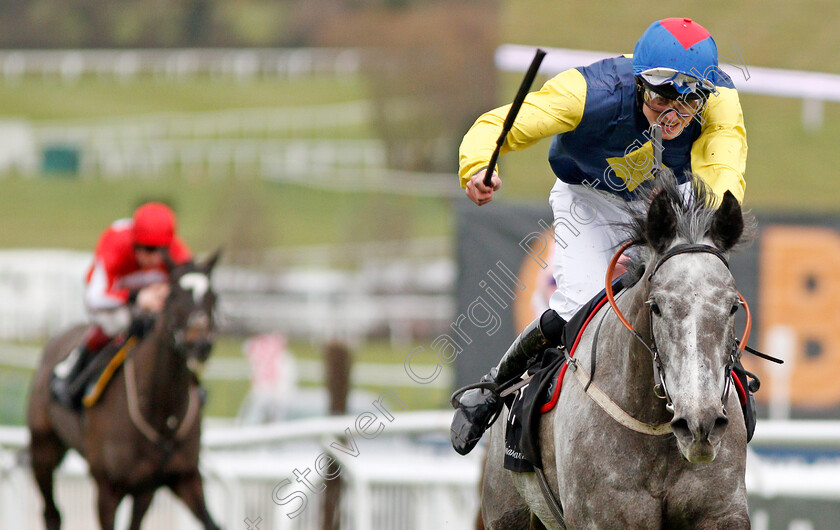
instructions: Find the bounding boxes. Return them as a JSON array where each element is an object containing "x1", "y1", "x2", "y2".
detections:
[{"x1": 451, "y1": 18, "x2": 749, "y2": 455}]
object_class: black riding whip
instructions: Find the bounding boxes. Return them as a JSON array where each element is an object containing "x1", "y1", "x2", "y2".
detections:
[{"x1": 482, "y1": 48, "x2": 547, "y2": 187}]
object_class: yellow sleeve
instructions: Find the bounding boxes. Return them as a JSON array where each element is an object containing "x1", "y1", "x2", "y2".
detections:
[
  {"x1": 458, "y1": 68, "x2": 588, "y2": 188},
  {"x1": 690, "y1": 86, "x2": 748, "y2": 204}
]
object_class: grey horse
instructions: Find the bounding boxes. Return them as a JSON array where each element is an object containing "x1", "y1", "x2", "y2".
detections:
[{"x1": 481, "y1": 178, "x2": 753, "y2": 529}]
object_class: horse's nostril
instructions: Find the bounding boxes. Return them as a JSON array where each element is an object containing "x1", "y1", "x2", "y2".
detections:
[
  {"x1": 671, "y1": 417, "x2": 690, "y2": 439},
  {"x1": 711, "y1": 415, "x2": 729, "y2": 438}
]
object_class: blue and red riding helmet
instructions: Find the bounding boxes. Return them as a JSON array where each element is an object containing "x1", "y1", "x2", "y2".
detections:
[{"x1": 633, "y1": 18, "x2": 720, "y2": 98}]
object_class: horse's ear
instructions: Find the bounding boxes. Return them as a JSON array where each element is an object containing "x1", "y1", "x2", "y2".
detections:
[
  {"x1": 203, "y1": 247, "x2": 223, "y2": 273},
  {"x1": 709, "y1": 190, "x2": 743, "y2": 252},
  {"x1": 646, "y1": 189, "x2": 677, "y2": 254}
]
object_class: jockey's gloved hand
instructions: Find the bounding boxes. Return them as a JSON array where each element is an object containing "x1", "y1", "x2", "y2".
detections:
[
  {"x1": 127, "y1": 313, "x2": 156, "y2": 338},
  {"x1": 136, "y1": 283, "x2": 170, "y2": 313}
]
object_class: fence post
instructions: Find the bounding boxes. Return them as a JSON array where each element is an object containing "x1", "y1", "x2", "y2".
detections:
[{"x1": 323, "y1": 342, "x2": 351, "y2": 530}]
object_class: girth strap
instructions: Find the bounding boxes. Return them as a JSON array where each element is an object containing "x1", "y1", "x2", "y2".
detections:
[{"x1": 535, "y1": 466, "x2": 566, "y2": 528}]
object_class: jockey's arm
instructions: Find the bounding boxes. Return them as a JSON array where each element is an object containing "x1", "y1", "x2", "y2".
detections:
[
  {"x1": 458, "y1": 68, "x2": 587, "y2": 203},
  {"x1": 84, "y1": 264, "x2": 132, "y2": 337},
  {"x1": 690, "y1": 86, "x2": 748, "y2": 205}
]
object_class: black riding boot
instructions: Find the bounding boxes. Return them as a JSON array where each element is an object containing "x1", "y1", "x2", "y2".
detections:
[
  {"x1": 450, "y1": 309, "x2": 566, "y2": 455},
  {"x1": 50, "y1": 346, "x2": 91, "y2": 409}
]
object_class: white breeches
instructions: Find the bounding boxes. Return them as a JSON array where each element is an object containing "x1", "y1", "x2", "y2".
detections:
[
  {"x1": 547, "y1": 180, "x2": 635, "y2": 320},
  {"x1": 547, "y1": 179, "x2": 692, "y2": 321}
]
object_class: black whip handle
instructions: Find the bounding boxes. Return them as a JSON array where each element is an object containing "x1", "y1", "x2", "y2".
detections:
[{"x1": 482, "y1": 48, "x2": 546, "y2": 187}]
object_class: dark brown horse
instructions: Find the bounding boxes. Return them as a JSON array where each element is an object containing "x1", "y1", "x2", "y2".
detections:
[{"x1": 27, "y1": 252, "x2": 221, "y2": 530}]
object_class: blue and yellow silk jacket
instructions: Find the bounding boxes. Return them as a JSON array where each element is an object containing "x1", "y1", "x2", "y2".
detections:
[{"x1": 459, "y1": 56, "x2": 747, "y2": 203}]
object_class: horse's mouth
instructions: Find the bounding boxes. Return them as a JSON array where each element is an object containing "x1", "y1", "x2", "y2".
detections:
[{"x1": 676, "y1": 439, "x2": 720, "y2": 463}]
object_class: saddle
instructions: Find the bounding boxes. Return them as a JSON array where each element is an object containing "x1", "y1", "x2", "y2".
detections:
[{"x1": 51, "y1": 316, "x2": 155, "y2": 409}]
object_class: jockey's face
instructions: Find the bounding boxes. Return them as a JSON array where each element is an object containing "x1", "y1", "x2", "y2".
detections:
[
  {"x1": 134, "y1": 245, "x2": 164, "y2": 269},
  {"x1": 640, "y1": 87, "x2": 703, "y2": 140}
]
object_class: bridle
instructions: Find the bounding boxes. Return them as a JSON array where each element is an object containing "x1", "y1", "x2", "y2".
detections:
[
  {"x1": 605, "y1": 241, "x2": 752, "y2": 414},
  {"x1": 165, "y1": 277, "x2": 215, "y2": 373}
]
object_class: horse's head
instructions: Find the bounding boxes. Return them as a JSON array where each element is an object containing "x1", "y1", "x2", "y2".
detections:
[
  {"x1": 642, "y1": 183, "x2": 748, "y2": 463},
  {"x1": 163, "y1": 249, "x2": 221, "y2": 374}
]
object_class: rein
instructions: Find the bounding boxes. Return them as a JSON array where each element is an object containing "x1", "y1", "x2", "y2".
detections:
[
  {"x1": 124, "y1": 348, "x2": 201, "y2": 448},
  {"x1": 604, "y1": 241, "x2": 752, "y2": 415}
]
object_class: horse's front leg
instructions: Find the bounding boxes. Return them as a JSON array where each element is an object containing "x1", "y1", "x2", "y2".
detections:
[
  {"x1": 94, "y1": 476, "x2": 125, "y2": 530},
  {"x1": 128, "y1": 488, "x2": 156, "y2": 530},
  {"x1": 169, "y1": 470, "x2": 220, "y2": 530}
]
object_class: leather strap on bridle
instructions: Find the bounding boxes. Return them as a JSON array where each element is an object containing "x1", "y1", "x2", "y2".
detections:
[
  {"x1": 602, "y1": 241, "x2": 755, "y2": 413},
  {"x1": 605, "y1": 241, "x2": 753, "y2": 356},
  {"x1": 647, "y1": 243, "x2": 729, "y2": 281}
]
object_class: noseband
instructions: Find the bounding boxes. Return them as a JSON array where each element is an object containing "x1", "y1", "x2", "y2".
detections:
[{"x1": 605, "y1": 241, "x2": 752, "y2": 414}]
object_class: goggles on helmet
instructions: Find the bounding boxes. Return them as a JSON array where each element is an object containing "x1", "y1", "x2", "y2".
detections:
[
  {"x1": 642, "y1": 86, "x2": 705, "y2": 119},
  {"x1": 639, "y1": 68, "x2": 714, "y2": 95}
]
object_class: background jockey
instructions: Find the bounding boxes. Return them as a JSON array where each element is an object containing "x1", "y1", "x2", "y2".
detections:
[
  {"x1": 51, "y1": 201, "x2": 192, "y2": 408},
  {"x1": 451, "y1": 18, "x2": 749, "y2": 455}
]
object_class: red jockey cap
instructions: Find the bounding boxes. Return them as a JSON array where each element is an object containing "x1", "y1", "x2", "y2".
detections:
[{"x1": 132, "y1": 202, "x2": 176, "y2": 247}]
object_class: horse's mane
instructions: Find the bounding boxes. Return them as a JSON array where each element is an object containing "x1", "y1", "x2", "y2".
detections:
[{"x1": 614, "y1": 171, "x2": 757, "y2": 284}]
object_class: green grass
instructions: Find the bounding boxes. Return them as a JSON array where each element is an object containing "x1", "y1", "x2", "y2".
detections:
[
  {"x1": 205, "y1": 337, "x2": 450, "y2": 418},
  {"x1": 0, "y1": 175, "x2": 454, "y2": 253},
  {"x1": 0, "y1": 75, "x2": 369, "y2": 121},
  {"x1": 502, "y1": 0, "x2": 840, "y2": 74},
  {"x1": 210, "y1": 339, "x2": 451, "y2": 417},
  {"x1": 0, "y1": 337, "x2": 449, "y2": 425}
]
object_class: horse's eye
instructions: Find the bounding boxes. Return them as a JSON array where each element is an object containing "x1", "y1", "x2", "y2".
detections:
[
  {"x1": 649, "y1": 301, "x2": 661, "y2": 316},
  {"x1": 729, "y1": 302, "x2": 740, "y2": 316}
]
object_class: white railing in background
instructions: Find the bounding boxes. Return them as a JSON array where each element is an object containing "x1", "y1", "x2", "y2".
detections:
[
  {"x1": 33, "y1": 101, "x2": 375, "y2": 142},
  {"x1": 6, "y1": 415, "x2": 840, "y2": 454},
  {"x1": 496, "y1": 44, "x2": 840, "y2": 131},
  {"x1": 3, "y1": 414, "x2": 840, "y2": 529},
  {"x1": 0, "y1": 247, "x2": 455, "y2": 343},
  {"x1": 6, "y1": 99, "x2": 455, "y2": 193},
  {"x1": 77, "y1": 138, "x2": 387, "y2": 180},
  {"x1": 0, "y1": 250, "x2": 89, "y2": 340},
  {"x1": 0, "y1": 48, "x2": 362, "y2": 81},
  {"x1": 0, "y1": 411, "x2": 481, "y2": 530}
]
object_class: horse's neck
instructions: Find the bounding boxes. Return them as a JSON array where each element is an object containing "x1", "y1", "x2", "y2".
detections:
[
  {"x1": 599, "y1": 279, "x2": 669, "y2": 420},
  {"x1": 133, "y1": 323, "x2": 190, "y2": 425}
]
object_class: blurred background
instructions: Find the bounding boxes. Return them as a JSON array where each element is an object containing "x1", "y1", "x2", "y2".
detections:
[{"x1": 0, "y1": 0, "x2": 839, "y2": 528}]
